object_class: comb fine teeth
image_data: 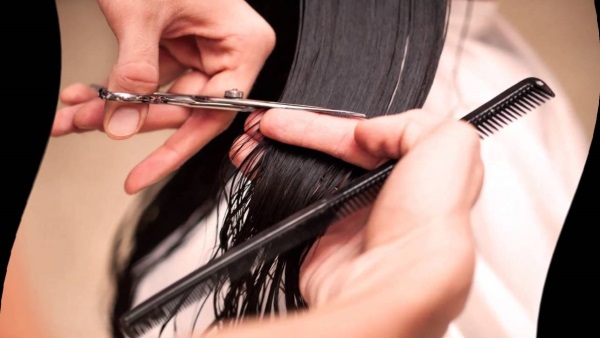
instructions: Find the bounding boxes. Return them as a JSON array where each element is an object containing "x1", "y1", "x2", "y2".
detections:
[
  {"x1": 119, "y1": 77, "x2": 554, "y2": 337},
  {"x1": 121, "y1": 277, "x2": 221, "y2": 337},
  {"x1": 461, "y1": 77, "x2": 555, "y2": 138},
  {"x1": 331, "y1": 166, "x2": 393, "y2": 220}
]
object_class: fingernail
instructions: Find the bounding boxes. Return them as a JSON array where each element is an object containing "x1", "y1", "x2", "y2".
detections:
[{"x1": 108, "y1": 108, "x2": 140, "y2": 136}]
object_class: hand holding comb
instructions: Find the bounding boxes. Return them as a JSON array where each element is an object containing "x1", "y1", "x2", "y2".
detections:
[{"x1": 120, "y1": 77, "x2": 555, "y2": 337}]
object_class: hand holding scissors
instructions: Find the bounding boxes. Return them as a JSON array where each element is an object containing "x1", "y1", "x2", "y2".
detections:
[{"x1": 52, "y1": 0, "x2": 276, "y2": 194}]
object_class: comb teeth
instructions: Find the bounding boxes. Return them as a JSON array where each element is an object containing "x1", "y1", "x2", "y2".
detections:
[
  {"x1": 121, "y1": 274, "x2": 225, "y2": 337},
  {"x1": 122, "y1": 289, "x2": 192, "y2": 337},
  {"x1": 333, "y1": 176, "x2": 388, "y2": 219},
  {"x1": 118, "y1": 77, "x2": 554, "y2": 337},
  {"x1": 330, "y1": 78, "x2": 557, "y2": 217},
  {"x1": 461, "y1": 77, "x2": 555, "y2": 138}
]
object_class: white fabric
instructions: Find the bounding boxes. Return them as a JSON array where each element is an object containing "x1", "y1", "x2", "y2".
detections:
[
  {"x1": 131, "y1": 1, "x2": 590, "y2": 337},
  {"x1": 425, "y1": 2, "x2": 588, "y2": 337},
  {"x1": 132, "y1": 197, "x2": 226, "y2": 337}
]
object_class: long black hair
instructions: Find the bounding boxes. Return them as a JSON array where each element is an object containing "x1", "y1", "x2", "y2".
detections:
[{"x1": 109, "y1": 0, "x2": 451, "y2": 336}]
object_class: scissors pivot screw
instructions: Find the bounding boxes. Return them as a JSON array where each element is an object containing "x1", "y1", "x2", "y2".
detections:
[{"x1": 224, "y1": 89, "x2": 244, "y2": 99}]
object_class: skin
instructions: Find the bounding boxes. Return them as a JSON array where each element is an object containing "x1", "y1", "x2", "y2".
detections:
[
  {"x1": 203, "y1": 109, "x2": 484, "y2": 338},
  {"x1": 2, "y1": 109, "x2": 484, "y2": 338},
  {"x1": 53, "y1": 0, "x2": 275, "y2": 194},
  {"x1": 47, "y1": 1, "x2": 485, "y2": 336}
]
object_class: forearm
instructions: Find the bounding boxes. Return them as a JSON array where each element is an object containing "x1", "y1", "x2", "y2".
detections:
[{"x1": 0, "y1": 249, "x2": 53, "y2": 338}]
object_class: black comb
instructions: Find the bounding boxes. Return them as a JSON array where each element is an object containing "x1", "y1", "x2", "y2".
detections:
[
  {"x1": 462, "y1": 77, "x2": 555, "y2": 138},
  {"x1": 119, "y1": 77, "x2": 555, "y2": 337}
]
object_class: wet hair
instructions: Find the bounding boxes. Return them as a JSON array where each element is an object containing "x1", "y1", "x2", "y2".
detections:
[{"x1": 109, "y1": 0, "x2": 453, "y2": 336}]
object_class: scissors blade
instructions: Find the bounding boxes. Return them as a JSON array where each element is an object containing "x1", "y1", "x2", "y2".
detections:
[
  {"x1": 208, "y1": 97, "x2": 367, "y2": 118},
  {"x1": 95, "y1": 86, "x2": 366, "y2": 119}
]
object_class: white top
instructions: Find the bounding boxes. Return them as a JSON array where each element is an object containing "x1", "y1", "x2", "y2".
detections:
[{"x1": 131, "y1": 1, "x2": 590, "y2": 337}]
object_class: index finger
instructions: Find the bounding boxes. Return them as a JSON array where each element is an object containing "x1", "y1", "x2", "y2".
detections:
[
  {"x1": 124, "y1": 40, "x2": 274, "y2": 194},
  {"x1": 258, "y1": 109, "x2": 446, "y2": 169},
  {"x1": 259, "y1": 109, "x2": 381, "y2": 169}
]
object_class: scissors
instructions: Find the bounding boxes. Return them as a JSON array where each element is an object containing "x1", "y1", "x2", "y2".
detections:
[{"x1": 94, "y1": 85, "x2": 366, "y2": 119}]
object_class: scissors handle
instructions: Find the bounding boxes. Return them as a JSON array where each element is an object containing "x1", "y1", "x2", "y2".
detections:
[{"x1": 95, "y1": 86, "x2": 366, "y2": 119}]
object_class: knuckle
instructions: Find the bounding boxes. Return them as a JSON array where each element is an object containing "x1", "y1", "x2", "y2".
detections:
[
  {"x1": 162, "y1": 140, "x2": 182, "y2": 160},
  {"x1": 255, "y1": 20, "x2": 276, "y2": 53},
  {"x1": 111, "y1": 61, "x2": 159, "y2": 91},
  {"x1": 236, "y1": 13, "x2": 276, "y2": 55},
  {"x1": 331, "y1": 140, "x2": 348, "y2": 160}
]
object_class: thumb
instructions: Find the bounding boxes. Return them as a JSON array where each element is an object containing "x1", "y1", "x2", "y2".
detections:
[
  {"x1": 361, "y1": 118, "x2": 482, "y2": 250},
  {"x1": 103, "y1": 24, "x2": 161, "y2": 139}
]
